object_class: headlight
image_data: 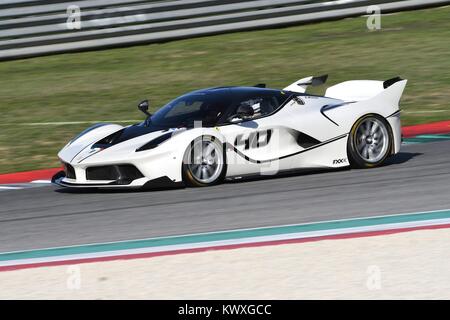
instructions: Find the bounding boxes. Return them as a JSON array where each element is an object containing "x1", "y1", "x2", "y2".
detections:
[{"x1": 136, "y1": 132, "x2": 173, "y2": 152}]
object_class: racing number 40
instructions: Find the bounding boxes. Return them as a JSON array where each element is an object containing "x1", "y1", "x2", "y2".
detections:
[{"x1": 234, "y1": 129, "x2": 273, "y2": 150}]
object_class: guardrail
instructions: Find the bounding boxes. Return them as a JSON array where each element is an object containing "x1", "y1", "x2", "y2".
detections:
[{"x1": 0, "y1": 0, "x2": 449, "y2": 60}]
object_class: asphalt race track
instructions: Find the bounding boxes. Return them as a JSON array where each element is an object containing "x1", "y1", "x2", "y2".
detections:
[{"x1": 0, "y1": 140, "x2": 449, "y2": 253}]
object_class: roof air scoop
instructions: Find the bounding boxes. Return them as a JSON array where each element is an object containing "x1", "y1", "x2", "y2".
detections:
[{"x1": 283, "y1": 75, "x2": 328, "y2": 93}]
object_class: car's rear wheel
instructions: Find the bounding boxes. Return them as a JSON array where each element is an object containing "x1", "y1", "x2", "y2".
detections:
[
  {"x1": 182, "y1": 136, "x2": 226, "y2": 187},
  {"x1": 347, "y1": 114, "x2": 392, "y2": 168}
]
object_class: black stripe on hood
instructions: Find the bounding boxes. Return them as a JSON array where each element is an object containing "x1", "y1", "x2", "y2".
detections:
[{"x1": 93, "y1": 123, "x2": 170, "y2": 148}]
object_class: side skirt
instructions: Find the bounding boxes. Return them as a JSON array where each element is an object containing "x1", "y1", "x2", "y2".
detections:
[{"x1": 225, "y1": 165, "x2": 350, "y2": 182}]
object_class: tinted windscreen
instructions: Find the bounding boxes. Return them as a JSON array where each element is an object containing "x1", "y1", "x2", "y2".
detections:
[
  {"x1": 150, "y1": 90, "x2": 233, "y2": 127},
  {"x1": 149, "y1": 88, "x2": 291, "y2": 127}
]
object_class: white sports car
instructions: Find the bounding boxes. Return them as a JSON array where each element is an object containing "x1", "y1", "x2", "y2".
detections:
[{"x1": 52, "y1": 75, "x2": 407, "y2": 189}]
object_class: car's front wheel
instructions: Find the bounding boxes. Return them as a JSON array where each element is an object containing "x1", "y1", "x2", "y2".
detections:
[
  {"x1": 182, "y1": 136, "x2": 226, "y2": 187},
  {"x1": 347, "y1": 114, "x2": 393, "y2": 168}
]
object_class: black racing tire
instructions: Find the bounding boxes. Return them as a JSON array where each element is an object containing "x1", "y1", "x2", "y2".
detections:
[
  {"x1": 347, "y1": 114, "x2": 393, "y2": 169},
  {"x1": 182, "y1": 136, "x2": 226, "y2": 187}
]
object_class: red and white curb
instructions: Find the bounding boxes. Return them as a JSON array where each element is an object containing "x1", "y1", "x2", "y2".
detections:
[
  {"x1": 402, "y1": 120, "x2": 450, "y2": 137},
  {"x1": 0, "y1": 167, "x2": 59, "y2": 189},
  {"x1": 0, "y1": 168, "x2": 58, "y2": 190}
]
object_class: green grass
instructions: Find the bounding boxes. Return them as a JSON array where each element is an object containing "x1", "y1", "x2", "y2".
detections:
[{"x1": 0, "y1": 6, "x2": 449, "y2": 174}]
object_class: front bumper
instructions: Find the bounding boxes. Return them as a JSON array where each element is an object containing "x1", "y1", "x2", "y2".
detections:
[
  {"x1": 51, "y1": 169, "x2": 146, "y2": 188},
  {"x1": 51, "y1": 170, "x2": 183, "y2": 189}
]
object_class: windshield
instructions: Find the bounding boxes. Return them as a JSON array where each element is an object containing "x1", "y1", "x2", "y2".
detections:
[
  {"x1": 150, "y1": 90, "x2": 233, "y2": 128},
  {"x1": 148, "y1": 88, "x2": 291, "y2": 128}
]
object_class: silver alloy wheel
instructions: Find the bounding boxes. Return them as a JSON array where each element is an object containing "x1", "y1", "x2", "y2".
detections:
[
  {"x1": 355, "y1": 117, "x2": 389, "y2": 163},
  {"x1": 186, "y1": 139, "x2": 224, "y2": 184}
]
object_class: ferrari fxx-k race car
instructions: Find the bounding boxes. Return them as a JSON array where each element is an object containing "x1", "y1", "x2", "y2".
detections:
[{"x1": 52, "y1": 75, "x2": 407, "y2": 188}]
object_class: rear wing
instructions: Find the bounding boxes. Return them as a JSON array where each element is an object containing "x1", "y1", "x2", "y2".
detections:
[{"x1": 325, "y1": 76, "x2": 406, "y2": 102}]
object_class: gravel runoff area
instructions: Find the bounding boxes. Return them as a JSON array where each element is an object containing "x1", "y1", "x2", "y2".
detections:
[{"x1": 1, "y1": 227, "x2": 449, "y2": 299}]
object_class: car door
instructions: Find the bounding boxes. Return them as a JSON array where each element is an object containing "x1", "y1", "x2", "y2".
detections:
[{"x1": 218, "y1": 91, "x2": 300, "y2": 177}]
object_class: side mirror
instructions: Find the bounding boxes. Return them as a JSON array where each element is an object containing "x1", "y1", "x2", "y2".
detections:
[
  {"x1": 138, "y1": 100, "x2": 151, "y2": 116},
  {"x1": 236, "y1": 104, "x2": 254, "y2": 120}
]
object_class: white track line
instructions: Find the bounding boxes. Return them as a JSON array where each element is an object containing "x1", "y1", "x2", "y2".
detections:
[
  {"x1": 0, "y1": 186, "x2": 23, "y2": 190},
  {"x1": 30, "y1": 180, "x2": 52, "y2": 184},
  {"x1": 0, "y1": 120, "x2": 142, "y2": 126},
  {"x1": 22, "y1": 120, "x2": 142, "y2": 125}
]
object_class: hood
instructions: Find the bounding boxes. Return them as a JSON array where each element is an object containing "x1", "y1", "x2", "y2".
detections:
[{"x1": 58, "y1": 122, "x2": 184, "y2": 164}]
